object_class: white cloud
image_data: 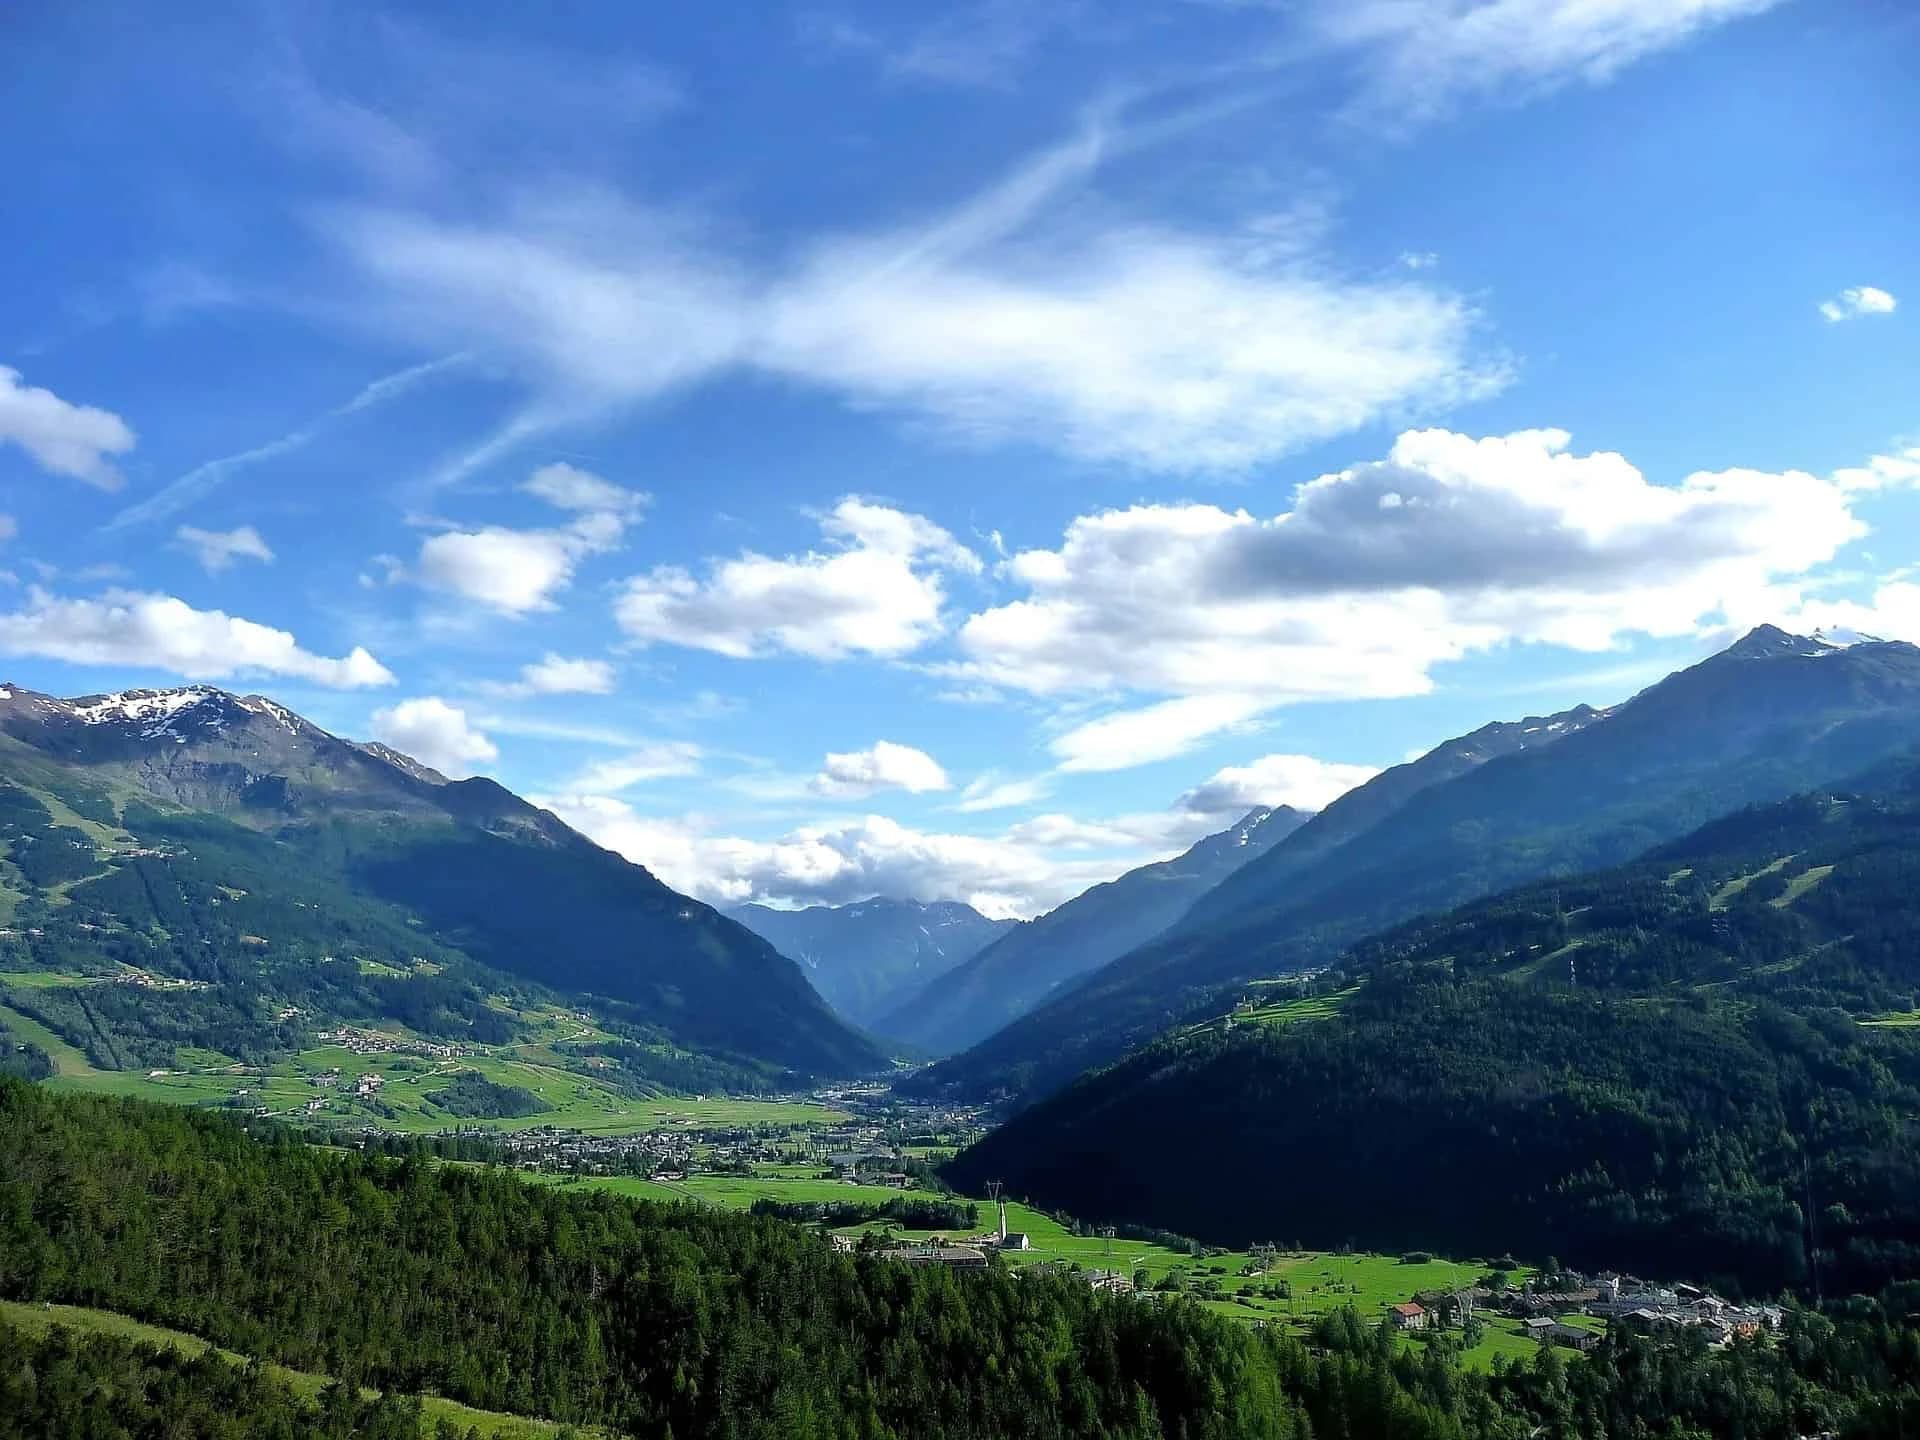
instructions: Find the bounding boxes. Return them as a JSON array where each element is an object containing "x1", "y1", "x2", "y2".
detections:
[
  {"x1": 326, "y1": 124, "x2": 1503, "y2": 475},
  {"x1": 1179, "y1": 752, "x2": 1382, "y2": 816},
  {"x1": 1321, "y1": 0, "x2": 1782, "y2": 125},
  {"x1": 522, "y1": 461, "x2": 650, "y2": 518},
  {"x1": 954, "y1": 427, "x2": 1870, "y2": 735},
  {"x1": 1785, "y1": 580, "x2": 1920, "y2": 646},
  {"x1": 954, "y1": 772, "x2": 1053, "y2": 813},
  {"x1": 540, "y1": 797, "x2": 1143, "y2": 918},
  {"x1": 1833, "y1": 446, "x2": 1920, "y2": 495},
  {"x1": 1050, "y1": 695, "x2": 1267, "y2": 773},
  {"x1": 416, "y1": 462, "x2": 643, "y2": 614},
  {"x1": 176, "y1": 524, "x2": 275, "y2": 574},
  {"x1": 0, "y1": 588, "x2": 393, "y2": 688},
  {"x1": 0, "y1": 366, "x2": 136, "y2": 489},
  {"x1": 566, "y1": 742, "x2": 705, "y2": 791},
  {"x1": 813, "y1": 740, "x2": 950, "y2": 797},
  {"x1": 519, "y1": 653, "x2": 616, "y2": 694},
  {"x1": 369, "y1": 697, "x2": 498, "y2": 778},
  {"x1": 1820, "y1": 285, "x2": 1898, "y2": 323},
  {"x1": 617, "y1": 497, "x2": 978, "y2": 660}
]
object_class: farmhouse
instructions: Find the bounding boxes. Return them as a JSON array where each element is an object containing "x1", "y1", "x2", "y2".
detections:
[{"x1": 1389, "y1": 1303, "x2": 1428, "y2": 1331}]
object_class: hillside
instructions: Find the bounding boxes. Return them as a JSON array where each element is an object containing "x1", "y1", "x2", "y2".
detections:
[
  {"x1": 0, "y1": 683, "x2": 885, "y2": 1087},
  {"x1": 881, "y1": 806, "x2": 1307, "y2": 1057},
  {"x1": 725, "y1": 896, "x2": 1015, "y2": 1028},
  {"x1": 917, "y1": 629, "x2": 1920, "y2": 1103},
  {"x1": 949, "y1": 756, "x2": 1920, "y2": 1295}
]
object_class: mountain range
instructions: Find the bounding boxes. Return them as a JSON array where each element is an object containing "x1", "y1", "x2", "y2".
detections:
[
  {"x1": 725, "y1": 897, "x2": 1016, "y2": 1029},
  {"x1": 948, "y1": 745, "x2": 1920, "y2": 1294},
  {"x1": 0, "y1": 683, "x2": 885, "y2": 1082},
  {"x1": 876, "y1": 806, "x2": 1307, "y2": 1057},
  {"x1": 914, "y1": 628, "x2": 1920, "y2": 1105}
]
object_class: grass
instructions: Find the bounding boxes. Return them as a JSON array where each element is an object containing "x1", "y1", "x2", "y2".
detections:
[
  {"x1": 0, "y1": 999, "x2": 98, "y2": 1076},
  {"x1": 1773, "y1": 864, "x2": 1835, "y2": 908},
  {"x1": 0, "y1": 1299, "x2": 575, "y2": 1437},
  {"x1": 38, "y1": 1036, "x2": 849, "y2": 1137},
  {"x1": 1709, "y1": 855, "x2": 1794, "y2": 910}
]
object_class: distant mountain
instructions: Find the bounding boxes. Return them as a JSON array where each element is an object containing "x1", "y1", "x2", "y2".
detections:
[
  {"x1": 915, "y1": 628, "x2": 1920, "y2": 1104},
  {"x1": 725, "y1": 897, "x2": 1015, "y2": 1028},
  {"x1": 949, "y1": 752, "x2": 1920, "y2": 1294},
  {"x1": 879, "y1": 807, "x2": 1308, "y2": 1057},
  {"x1": 0, "y1": 683, "x2": 885, "y2": 1082}
]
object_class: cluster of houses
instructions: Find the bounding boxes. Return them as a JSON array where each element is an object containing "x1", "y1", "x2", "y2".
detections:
[
  {"x1": 489, "y1": 1124, "x2": 697, "y2": 1176},
  {"x1": 1391, "y1": 1271, "x2": 1785, "y2": 1352},
  {"x1": 314, "y1": 1026, "x2": 468, "y2": 1061}
]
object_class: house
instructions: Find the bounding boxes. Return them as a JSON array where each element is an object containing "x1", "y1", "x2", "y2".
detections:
[
  {"x1": 882, "y1": 1244, "x2": 989, "y2": 1270},
  {"x1": 1522, "y1": 1317, "x2": 1556, "y2": 1338},
  {"x1": 1389, "y1": 1302, "x2": 1428, "y2": 1331},
  {"x1": 1082, "y1": 1269, "x2": 1134, "y2": 1295},
  {"x1": 1546, "y1": 1323, "x2": 1599, "y2": 1352},
  {"x1": 996, "y1": 1232, "x2": 1032, "y2": 1252}
]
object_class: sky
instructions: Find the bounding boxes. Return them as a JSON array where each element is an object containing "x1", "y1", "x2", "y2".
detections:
[{"x1": 1, "y1": 0, "x2": 1916, "y2": 918}]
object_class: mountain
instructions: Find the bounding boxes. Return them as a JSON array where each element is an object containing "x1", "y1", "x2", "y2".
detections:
[
  {"x1": 879, "y1": 806, "x2": 1308, "y2": 1057},
  {"x1": 0, "y1": 682, "x2": 885, "y2": 1081},
  {"x1": 949, "y1": 753, "x2": 1920, "y2": 1295},
  {"x1": 724, "y1": 897, "x2": 1015, "y2": 1028},
  {"x1": 916, "y1": 628, "x2": 1920, "y2": 1104}
]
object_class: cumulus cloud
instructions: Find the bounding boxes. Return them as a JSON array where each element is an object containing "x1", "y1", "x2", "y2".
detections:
[
  {"x1": 617, "y1": 497, "x2": 979, "y2": 660},
  {"x1": 518, "y1": 653, "x2": 616, "y2": 694},
  {"x1": 539, "y1": 797, "x2": 1142, "y2": 918},
  {"x1": 176, "y1": 524, "x2": 275, "y2": 574},
  {"x1": 326, "y1": 123, "x2": 1503, "y2": 474},
  {"x1": 1820, "y1": 285, "x2": 1898, "y2": 323},
  {"x1": 1321, "y1": 0, "x2": 1783, "y2": 125},
  {"x1": 0, "y1": 366, "x2": 136, "y2": 489},
  {"x1": 813, "y1": 740, "x2": 950, "y2": 797},
  {"x1": 1832, "y1": 447, "x2": 1920, "y2": 495},
  {"x1": 369, "y1": 697, "x2": 498, "y2": 778},
  {"x1": 416, "y1": 463, "x2": 643, "y2": 614},
  {"x1": 954, "y1": 427, "x2": 1870, "y2": 731},
  {"x1": 1179, "y1": 752, "x2": 1382, "y2": 817},
  {"x1": 0, "y1": 588, "x2": 393, "y2": 688},
  {"x1": 522, "y1": 461, "x2": 649, "y2": 518}
]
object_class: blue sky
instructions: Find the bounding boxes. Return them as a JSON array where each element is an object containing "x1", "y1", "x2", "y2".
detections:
[{"x1": 1, "y1": 0, "x2": 1915, "y2": 916}]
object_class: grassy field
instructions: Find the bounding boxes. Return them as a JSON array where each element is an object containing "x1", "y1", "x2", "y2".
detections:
[
  {"x1": 17, "y1": 1005, "x2": 848, "y2": 1137},
  {"x1": 1773, "y1": 864, "x2": 1835, "y2": 907},
  {"x1": 1708, "y1": 854, "x2": 1794, "y2": 909},
  {"x1": 0, "y1": 1299, "x2": 577, "y2": 1438}
]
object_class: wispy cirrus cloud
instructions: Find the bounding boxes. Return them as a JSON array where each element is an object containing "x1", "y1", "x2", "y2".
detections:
[{"x1": 322, "y1": 113, "x2": 1505, "y2": 476}]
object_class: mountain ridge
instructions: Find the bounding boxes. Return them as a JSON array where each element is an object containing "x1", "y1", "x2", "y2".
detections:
[
  {"x1": 914, "y1": 628, "x2": 1920, "y2": 1104},
  {"x1": 0, "y1": 680, "x2": 885, "y2": 1080},
  {"x1": 878, "y1": 804, "x2": 1308, "y2": 1057},
  {"x1": 725, "y1": 895, "x2": 1016, "y2": 1029}
]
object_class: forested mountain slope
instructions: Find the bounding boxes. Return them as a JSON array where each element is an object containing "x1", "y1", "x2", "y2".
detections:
[
  {"x1": 0, "y1": 683, "x2": 883, "y2": 1082},
  {"x1": 950, "y1": 756, "x2": 1920, "y2": 1295},
  {"x1": 919, "y1": 629, "x2": 1920, "y2": 1104},
  {"x1": 881, "y1": 806, "x2": 1306, "y2": 1057},
  {"x1": 726, "y1": 897, "x2": 1015, "y2": 1028},
  {"x1": 13, "y1": 1080, "x2": 1920, "y2": 1438}
]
